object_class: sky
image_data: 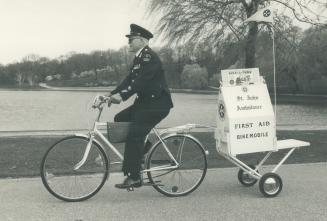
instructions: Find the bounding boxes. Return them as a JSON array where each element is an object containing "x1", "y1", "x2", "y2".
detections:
[{"x1": 0, "y1": 0, "x2": 156, "y2": 65}]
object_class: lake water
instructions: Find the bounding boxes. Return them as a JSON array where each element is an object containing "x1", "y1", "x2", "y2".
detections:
[{"x1": 0, "y1": 90, "x2": 327, "y2": 133}]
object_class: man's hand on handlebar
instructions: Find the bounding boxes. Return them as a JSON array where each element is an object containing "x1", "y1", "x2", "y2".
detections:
[
  {"x1": 92, "y1": 93, "x2": 122, "y2": 109},
  {"x1": 104, "y1": 92, "x2": 112, "y2": 98},
  {"x1": 100, "y1": 93, "x2": 122, "y2": 107},
  {"x1": 109, "y1": 94, "x2": 122, "y2": 104}
]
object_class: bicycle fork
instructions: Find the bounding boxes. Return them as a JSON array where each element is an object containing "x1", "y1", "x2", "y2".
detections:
[{"x1": 74, "y1": 135, "x2": 94, "y2": 170}]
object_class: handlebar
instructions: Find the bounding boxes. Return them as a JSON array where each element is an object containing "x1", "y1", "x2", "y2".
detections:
[
  {"x1": 92, "y1": 95, "x2": 120, "y2": 109},
  {"x1": 92, "y1": 95, "x2": 106, "y2": 109}
]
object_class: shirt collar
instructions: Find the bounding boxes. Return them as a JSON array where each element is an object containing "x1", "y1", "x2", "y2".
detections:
[{"x1": 135, "y1": 46, "x2": 146, "y2": 57}]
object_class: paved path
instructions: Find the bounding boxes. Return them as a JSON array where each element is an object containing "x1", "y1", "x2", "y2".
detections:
[{"x1": 1, "y1": 163, "x2": 326, "y2": 221}]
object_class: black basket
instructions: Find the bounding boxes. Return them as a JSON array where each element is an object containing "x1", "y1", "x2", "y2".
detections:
[{"x1": 107, "y1": 122, "x2": 133, "y2": 143}]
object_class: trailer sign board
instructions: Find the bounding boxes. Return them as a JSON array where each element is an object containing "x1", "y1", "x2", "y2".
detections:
[
  {"x1": 221, "y1": 68, "x2": 260, "y2": 86},
  {"x1": 216, "y1": 68, "x2": 276, "y2": 156}
]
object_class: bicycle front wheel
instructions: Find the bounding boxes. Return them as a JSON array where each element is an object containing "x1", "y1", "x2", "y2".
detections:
[
  {"x1": 146, "y1": 134, "x2": 207, "y2": 197},
  {"x1": 40, "y1": 135, "x2": 109, "y2": 202}
]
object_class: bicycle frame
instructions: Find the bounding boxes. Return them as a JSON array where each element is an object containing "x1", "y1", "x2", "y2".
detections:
[{"x1": 74, "y1": 99, "x2": 180, "y2": 173}]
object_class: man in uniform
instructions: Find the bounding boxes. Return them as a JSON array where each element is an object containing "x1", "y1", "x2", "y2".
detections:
[{"x1": 106, "y1": 24, "x2": 173, "y2": 189}]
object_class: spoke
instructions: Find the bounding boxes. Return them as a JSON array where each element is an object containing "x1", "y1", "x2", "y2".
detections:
[
  {"x1": 147, "y1": 135, "x2": 206, "y2": 196},
  {"x1": 178, "y1": 137, "x2": 186, "y2": 163},
  {"x1": 178, "y1": 170, "x2": 192, "y2": 189},
  {"x1": 177, "y1": 170, "x2": 182, "y2": 192},
  {"x1": 150, "y1": 169, "x2": 177, "y2": 179},
  {"x1": 171, "y1": 169, "x2": 178, "y2": 189},
  {"x1": 76, "y1": 175, "x2": 87, "y2": 197}
]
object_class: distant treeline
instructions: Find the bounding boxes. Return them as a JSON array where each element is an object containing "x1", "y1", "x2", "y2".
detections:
[{"x1": 0, "y1": 26, "x2": 326, "y2": 94}]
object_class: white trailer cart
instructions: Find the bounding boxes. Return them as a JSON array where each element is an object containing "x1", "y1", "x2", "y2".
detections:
[{"x1": 215, "y1": 68, "x2": 310, "y2": 197}]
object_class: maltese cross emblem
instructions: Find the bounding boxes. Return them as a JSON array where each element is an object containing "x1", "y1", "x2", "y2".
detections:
[
  {"x1": 263, "y1": 9, "x2": 271, "y2": 17},
  {"x1": 218, "y1": 103, "x2": 225, "y2": 120}
]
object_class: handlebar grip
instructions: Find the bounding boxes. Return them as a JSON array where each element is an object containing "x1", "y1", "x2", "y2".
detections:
[
  {"x1": 98, "y1": 95, "x2": 105, "y2": 101},
  {"x1": 92, "y1": 95, "x2": 116, "y2": 109},
  {"x1": 110, "y1": 96, "x2": 121, "y2": 104}
]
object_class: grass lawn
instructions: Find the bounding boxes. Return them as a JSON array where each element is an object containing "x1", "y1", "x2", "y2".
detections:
[{"x1": 0, "y1": 130, "x2": 326, "y2": 178}]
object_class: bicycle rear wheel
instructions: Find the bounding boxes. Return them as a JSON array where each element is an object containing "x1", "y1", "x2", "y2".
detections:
[
  {"x1": 40, "y1": 135, "x2": 109, "y2": 202},
  {"x1": 146, "y1": 134, "x2": 207, "y2": 197}
]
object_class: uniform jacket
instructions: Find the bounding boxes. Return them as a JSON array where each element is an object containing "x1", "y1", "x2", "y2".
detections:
[{"x1": 111, "y1": 46, "x2": 173, "y2": 108}]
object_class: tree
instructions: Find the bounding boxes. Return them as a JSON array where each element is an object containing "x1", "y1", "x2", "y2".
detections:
[
  {"x1": 193, "y1": 42, "x2": 220, "y2": 78},
  {"x1": 0, "y1": 64, "x2": 12, "y2": 85},
  {"x1": 64, "y1": 53, "x2": 91, "y2": 78},
  {"x1": 19, "y1": 54, "x2": 43, "y2": 86},
  {"x1": 157, "y1": 46, "x2": 181, "y2": 88},
  {"x1": 273, "y1": 15, "x2": 304, "y2": 92},
  {"x1": 181, "y1": 64, "x2": 208, "y2": 89},
  {"x1": 157, "y1": 43, "x2": 200, "y2": 88},
  {"x1": 90, "y1": 50, "x2": 107, "y2": 81},
  {"x1": 297, "y1": 27, "x2": 327, "y2": 93},
  {"x1": 147, "y1": 0, "x2": 327, "y2": 68}
]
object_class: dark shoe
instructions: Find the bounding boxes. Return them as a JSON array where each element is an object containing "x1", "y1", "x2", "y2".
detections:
[{"x1": 115, "y1": 176, "x2": 142, "y2": 189}]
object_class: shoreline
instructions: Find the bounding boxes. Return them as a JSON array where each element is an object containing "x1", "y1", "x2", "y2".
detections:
[
  {"x1": 1, "y1": 83, "x2": 327, "y2": 95},
  {"x1": 1, "y1": 84, "x2": 327, "y2": 101}
]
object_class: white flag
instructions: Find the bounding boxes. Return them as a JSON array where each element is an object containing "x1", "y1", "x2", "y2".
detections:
[{"x1": 244, "y1": 6, "x2": 274, "y2": 23}]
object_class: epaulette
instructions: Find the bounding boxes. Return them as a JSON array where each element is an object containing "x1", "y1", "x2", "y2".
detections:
[{"x1": 140, "y1": 49, "x2": 152, "y2": 62}]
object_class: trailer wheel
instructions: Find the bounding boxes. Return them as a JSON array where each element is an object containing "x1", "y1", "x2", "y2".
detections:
[
  {"x1": 238, "y1": 165, "x2": 258, "y2": 187},
  {"x1": 259, "y1": 173, "x2": 283, "y2": 197}
]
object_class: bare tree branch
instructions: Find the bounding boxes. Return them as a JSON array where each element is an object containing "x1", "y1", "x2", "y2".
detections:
[
  {"x1": 271, "y1": 0, "x2": 327, "y2": 25},
  {"x1": 146, "y1": 0, "x2": 326, "y2": 67}
]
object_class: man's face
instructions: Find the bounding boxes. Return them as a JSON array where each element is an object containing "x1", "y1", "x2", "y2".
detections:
[{"x1": 128, "y1": 37, "x2": 143, "y2": 53}]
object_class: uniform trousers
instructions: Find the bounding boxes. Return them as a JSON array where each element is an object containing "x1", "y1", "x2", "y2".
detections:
[{"x1": 114, "y1": 96, "x2": 171, "y2": 178}]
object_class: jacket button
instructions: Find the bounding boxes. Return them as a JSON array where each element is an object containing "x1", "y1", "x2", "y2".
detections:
[
  {"x1": 151, "y1": 95, "x2": 155, "y2": 98},
  {"x1": 128, "y1": 86, "x2": 132, "y2": 91}
]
